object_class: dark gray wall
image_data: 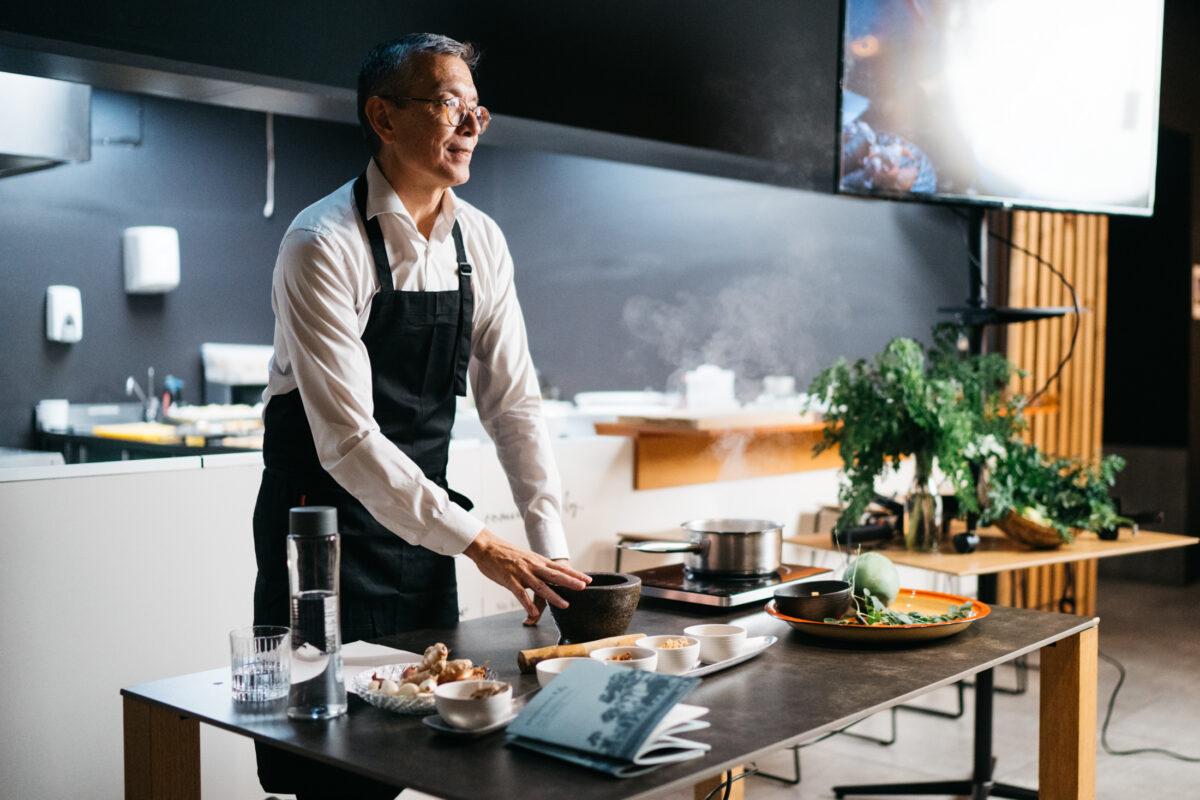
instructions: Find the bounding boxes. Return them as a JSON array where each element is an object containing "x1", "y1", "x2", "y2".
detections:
[
  {"x1": 0, "y1": 89, "x2": 968, "y2": 449},
  {"x1": 462, "y1": 149, "x2": 967, "y2": 399},
  {"x1": 0, "y1": 90, "x2": 363, "y2": 448}
]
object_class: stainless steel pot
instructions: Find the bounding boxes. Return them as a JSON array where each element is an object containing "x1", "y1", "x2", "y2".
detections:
[{"x1": 619, "y1": 518, "x2": 783, "y2": 578}]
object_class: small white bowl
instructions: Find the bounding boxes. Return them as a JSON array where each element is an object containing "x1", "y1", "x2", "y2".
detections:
[
  {"x1": 636, "y1": 635, "x2": 701, "y2": 675},
  {"x1": 589, "y1": 646, "x2": 658, "y2": 671},
  {"x1": 535, "y1": 656, "x2": 594, "y2": 687},
  {"x1": 433, "y1": 680, "x2": 513, "y2": 730},
  {"x1": 683, "y1": 624, "x2": 747, "y2": 663}
]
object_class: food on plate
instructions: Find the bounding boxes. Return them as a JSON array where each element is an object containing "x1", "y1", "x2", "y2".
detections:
[
  {"x1": 831, "y1": 590, "x2": 976, "y2": 627},
  {"x1": 365, "y1": 643, "x2": 489, "y2": 697},
  {"x1": 468, "y1": 682, "x2": 510, "y2": 700},
  {"x1": 608, "y1": 652, "x2": 635, "y2": 661},
  {"x1": 842, "y1": 551, "x2": 901, "y2": 605},
  {"x1": 439, "y1": 659, "x2": 475, "y2": 682},
  {"x1": 656, "y1": 638, "x2": 692, "y2": 650}
]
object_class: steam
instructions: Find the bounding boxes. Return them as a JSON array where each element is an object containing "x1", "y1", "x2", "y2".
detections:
[{"x1": 621, "y1": 266, "x2": 852, "y2": 400}]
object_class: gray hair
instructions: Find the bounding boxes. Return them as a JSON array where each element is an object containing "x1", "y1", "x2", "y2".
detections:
[{"x1": 357, "y1": 33, "x2": 481, "y2": 154}]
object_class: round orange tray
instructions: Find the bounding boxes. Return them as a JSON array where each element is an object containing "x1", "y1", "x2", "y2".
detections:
[{"x1": 765, "y1": 588, "x2": 991, "y2": 643}]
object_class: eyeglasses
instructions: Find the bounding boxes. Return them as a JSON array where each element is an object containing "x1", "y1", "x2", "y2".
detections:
[{"x1": 380, "y1": 94, "x2": 490, "y2": 132}]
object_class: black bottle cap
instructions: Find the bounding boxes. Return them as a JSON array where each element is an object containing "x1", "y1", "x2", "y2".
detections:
[{"x1": 289, "y1": 506, "x2": 337, "y2": 537}]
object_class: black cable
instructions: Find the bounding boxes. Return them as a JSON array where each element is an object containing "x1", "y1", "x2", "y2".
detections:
[
  {"x1": 702, "y1": 767, "x2": 759, "y2": 800},
  {"x1": 951, "y1": 209, "x2": 1081, "y2": 406},
  {"x1": 1045, "y1": 565, "x2": 1196, "y2": 762},
  {"x1": 1098, "y1": 650, "x2": 1200, "y2": 763}
]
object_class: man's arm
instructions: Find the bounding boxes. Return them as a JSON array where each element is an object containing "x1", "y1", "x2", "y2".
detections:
[
  {"x1": 469, "y1": 227, "x2": 582, "y2": 622},
  {"x1": 469, "y1": 230, "x2": 570, "y2": 562}
]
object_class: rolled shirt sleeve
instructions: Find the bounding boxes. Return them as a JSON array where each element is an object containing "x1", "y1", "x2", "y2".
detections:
[
  {"x1": 469, "y1": 230, "x2": 570, "y2": 561},
  {"x1": 271, "y1": 228, "x2": 484, "y2": 556}
]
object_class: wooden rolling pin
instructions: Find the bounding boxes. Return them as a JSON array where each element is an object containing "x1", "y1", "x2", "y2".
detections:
[{"x1": 518, "y1": 633, "x2": 645, "y2": 673}]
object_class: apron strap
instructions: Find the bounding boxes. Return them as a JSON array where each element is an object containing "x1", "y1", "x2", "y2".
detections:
[
  {"x1": 352, "y1": 171, "x2": 394, "y2": 292},
  {"x1": 450, "y1": 221, "x2": 474, "y2": 396}
]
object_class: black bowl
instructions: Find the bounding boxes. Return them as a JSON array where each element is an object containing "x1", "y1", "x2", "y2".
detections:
[
  {"x1": 548, "y1": 572, "x2": 642, "y2": 644},
  {"x1": 773, "y1": 580, "x2": 853, "y2": 621}
]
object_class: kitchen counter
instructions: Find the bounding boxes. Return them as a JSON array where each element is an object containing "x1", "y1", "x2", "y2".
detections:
[{"x1": 122, "y1": 602, "x2": 1098, "y2": 800}]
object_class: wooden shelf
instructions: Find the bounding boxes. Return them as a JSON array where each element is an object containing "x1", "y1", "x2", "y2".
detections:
[
  {"x1": 594, "y1": 418, "x2": 839, "y2": 490},
  {"x1": 593, "y1": 399, "x2": 1056, "y2": 491}
]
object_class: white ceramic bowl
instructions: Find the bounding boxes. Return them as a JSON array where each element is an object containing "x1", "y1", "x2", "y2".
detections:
[
  {"x1": 535, "y1": 656, "x2": 594, "y2": 687},
  {"x1": 683, "y1": 624, "x2": 747, "y2": 663},
  {"x1": 636, "y1": 635, "x2": 701, "y2": 675},
  {"x1": 589, "y1": 646, "x2": 658, "y2": 671},
  {"x1": 433, "y1": 680, "x2": 513, "y2": 730}
]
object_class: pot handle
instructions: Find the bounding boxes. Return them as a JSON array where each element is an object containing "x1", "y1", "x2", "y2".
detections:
[{"x1": 616, "y1": 540, "x2": 705, "y2": 554}]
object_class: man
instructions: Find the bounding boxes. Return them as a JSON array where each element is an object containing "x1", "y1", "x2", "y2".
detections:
[{"x1": 252, "y1": 33, "x2": 590, "y2": 798}]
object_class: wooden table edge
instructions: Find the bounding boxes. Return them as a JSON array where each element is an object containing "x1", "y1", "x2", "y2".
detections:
[{"x1": 782, "y1": 530, "x2": 1199, "y2": 577}]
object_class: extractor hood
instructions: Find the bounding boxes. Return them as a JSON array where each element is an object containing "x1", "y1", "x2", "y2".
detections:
[{"x1": 0, "y1": 71, "x2": 90, "y2": 177}]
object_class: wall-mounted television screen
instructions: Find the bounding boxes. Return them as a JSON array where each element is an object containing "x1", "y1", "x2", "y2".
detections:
[{"x1": 837, "y1": 0, "x2": 1164, "y2": 216}]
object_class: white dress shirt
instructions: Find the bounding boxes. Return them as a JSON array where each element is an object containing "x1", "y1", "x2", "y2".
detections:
[{"x1": 265, "y1": 159, "x2": 568, "y2": 560}]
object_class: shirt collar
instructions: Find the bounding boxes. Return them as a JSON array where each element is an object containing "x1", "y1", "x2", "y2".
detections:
[{"x1": 364, "y1": 159, "x2": 461, "y2": 238}]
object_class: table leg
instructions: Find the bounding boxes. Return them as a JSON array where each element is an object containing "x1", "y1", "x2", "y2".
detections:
[
  {"x1": 694, "y1": 766, "x2": 746, "y2": 800},
  {"x1": 1038, "y1": 626, "x2": 1098, "y2": 800},
  {"x1": 123, "y1": 695, "x2": 201, "y2": 800}
]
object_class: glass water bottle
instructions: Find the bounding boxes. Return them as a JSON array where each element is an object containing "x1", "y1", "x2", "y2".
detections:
[{"x1": 286, "y1": 506, "x2": 348, "y2": 720}]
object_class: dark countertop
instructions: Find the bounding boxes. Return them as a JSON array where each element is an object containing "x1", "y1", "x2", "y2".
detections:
[{"x1": 123, "y1": 600, "x2": 1096, "y2": 800}]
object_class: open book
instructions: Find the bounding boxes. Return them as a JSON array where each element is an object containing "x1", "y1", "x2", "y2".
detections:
[{"x1": 506, "y1": 659, "x2": 711, "y2": 777}]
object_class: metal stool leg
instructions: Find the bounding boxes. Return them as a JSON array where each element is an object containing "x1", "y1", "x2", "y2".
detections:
[
  {"x1": 841, "y1": 707, "x2": 898, "y2": 745},
  {"x1": 899, "y1": 680, "x2": 966, "y2": 719},
  {"x1": 753, "y1": 746, "x2": 802, "y2": 785}
]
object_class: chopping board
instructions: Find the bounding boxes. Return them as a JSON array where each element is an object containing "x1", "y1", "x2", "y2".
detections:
[{"x1": 90, "y1": 422, "x2": 182, "y2": 444}]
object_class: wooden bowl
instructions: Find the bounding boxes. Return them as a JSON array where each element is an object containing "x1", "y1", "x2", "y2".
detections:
[
  {"x1": 996, "y1": 512, "x2": 1067, "y2": 549},
  {"x1": 548, "y1": 572, "x2": 641, "y2": 644},
  {"x1": 772, "y1": 580, "x2": 853, "y2": 621}
]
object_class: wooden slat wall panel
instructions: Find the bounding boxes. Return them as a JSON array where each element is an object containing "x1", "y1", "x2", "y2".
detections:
[{"x1": 991, "y1": 210, "x2": 1110, "y2": 617}]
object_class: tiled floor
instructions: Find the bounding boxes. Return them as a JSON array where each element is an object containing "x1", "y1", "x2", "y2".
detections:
[{"x1": 658, "y1": 577, "x2": 1200, "y2": 800}]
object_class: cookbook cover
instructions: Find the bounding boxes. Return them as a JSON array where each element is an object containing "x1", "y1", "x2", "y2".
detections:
[{"x1": 506, "y1": 660, "x2": 708, "y2": 777}]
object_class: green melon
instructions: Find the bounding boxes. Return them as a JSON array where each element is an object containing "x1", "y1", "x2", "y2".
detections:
[{"x1": 843, "y1": 552, "x2": 900, "y2": 606}]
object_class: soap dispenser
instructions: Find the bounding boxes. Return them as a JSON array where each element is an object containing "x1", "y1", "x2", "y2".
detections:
[{"x1": 46, "y1": 285, "x2": 82, "y2": 343}]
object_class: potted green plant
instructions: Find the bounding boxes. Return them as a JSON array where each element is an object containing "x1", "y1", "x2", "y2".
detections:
[
  {"x1": 977, "y1": 439, "x2": 1131, "y2": 547},
  {"x1": 809, "y1": 325, "x2": 1020, "y2": 551},
  {"x1": 810, "y1": 324, "x2": 1129, "y2": 550}
]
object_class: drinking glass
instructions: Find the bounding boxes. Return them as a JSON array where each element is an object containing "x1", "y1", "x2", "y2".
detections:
[{"x1": 229, "y1": 625, "x2": 291, "y2": 702}]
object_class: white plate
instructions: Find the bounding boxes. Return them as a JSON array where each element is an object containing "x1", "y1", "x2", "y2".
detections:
[
  {"x1": 351, "y1": 662, "x2": 436, "y2": 715},
  {"x1": 680, "y1": 634, "x2": 777, "y2": 678},
  {"x1": 420, "y1": 689, "x2": 537, "y2": 736},
  {"x1": 421, "y1": 710, "x2": 519, "y2": 737},
  {"x1": 352, "y1": 661, "x2": 500, "y2": 716}
]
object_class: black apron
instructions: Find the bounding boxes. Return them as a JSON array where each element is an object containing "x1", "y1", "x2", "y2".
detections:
[{"x1": 252, "y1": 170, "x2": 474, "y2": 798}]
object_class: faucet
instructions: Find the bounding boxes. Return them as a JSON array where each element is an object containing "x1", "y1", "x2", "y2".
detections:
[{"x1": 125, "y1": 367, "x2": 159, "y2": 422}]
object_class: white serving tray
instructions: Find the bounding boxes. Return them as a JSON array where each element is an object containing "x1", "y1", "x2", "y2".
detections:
[{"x1": 682, "y1": 634, "x2": 777, "y2": 678}]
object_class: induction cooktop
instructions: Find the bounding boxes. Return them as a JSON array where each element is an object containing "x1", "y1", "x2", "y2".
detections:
[{"x1": 633, "y1": 563, "x2": 831, "y2": 607}]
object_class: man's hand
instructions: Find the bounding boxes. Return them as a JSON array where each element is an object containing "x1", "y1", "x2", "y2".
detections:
[
  {"x1": 464, "y1": 529, "x2": 591, "y2": 624},
  {"x1": 522, "y1": 558, "x2": 583, "y2": 625}
]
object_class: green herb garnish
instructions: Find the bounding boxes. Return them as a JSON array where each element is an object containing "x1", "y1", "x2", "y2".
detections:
[{"x1": 823, "y1": 588, "x2": 976, "y2": 626}]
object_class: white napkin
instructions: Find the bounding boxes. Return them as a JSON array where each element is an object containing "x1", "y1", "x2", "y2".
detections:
[
  {"x1": 340, "y1": 641, "x2": 422, "y2": 694},
  {"x1": 342, "y1": 640, "x2": 422, "y2": 667}
]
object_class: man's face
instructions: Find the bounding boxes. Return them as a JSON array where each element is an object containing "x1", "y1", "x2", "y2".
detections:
[{"x1": 377, "y1": 54, "x2": 480, "y2": 189}]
